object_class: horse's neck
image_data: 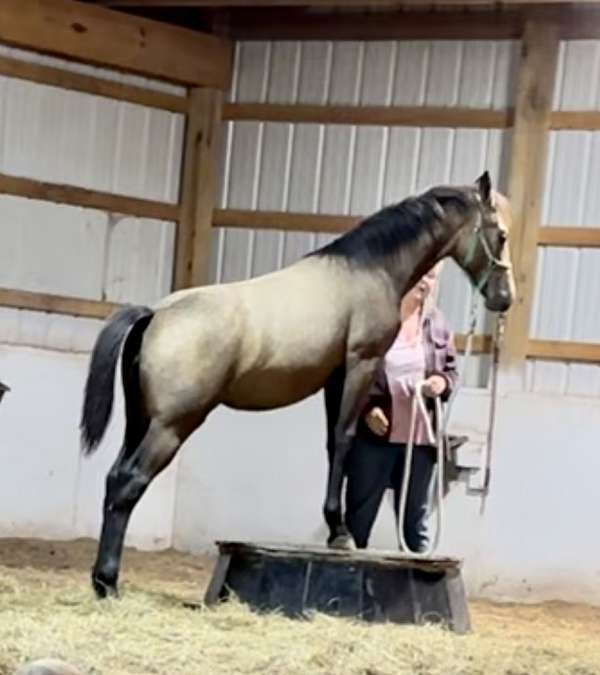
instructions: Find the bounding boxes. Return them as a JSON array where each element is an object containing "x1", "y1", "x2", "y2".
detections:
[{"x1": 385, "y1": 214, "x2": 460, "y2": 301}]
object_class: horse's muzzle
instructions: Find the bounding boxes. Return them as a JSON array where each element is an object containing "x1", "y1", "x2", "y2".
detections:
[{"x1": 484, "y1": 287, "x2": 512, "y2": 313}]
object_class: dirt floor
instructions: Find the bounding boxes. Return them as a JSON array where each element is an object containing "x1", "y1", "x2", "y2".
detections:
[{"x1": 1, "y1": 538, "x2": 599, "y2": 675}]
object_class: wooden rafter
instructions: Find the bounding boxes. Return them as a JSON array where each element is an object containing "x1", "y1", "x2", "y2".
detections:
[
  {"x1": 88, "y1": 0, "x2": 600, "y2": 7},
  {"x1": 0, "y1": 0, "x2": 232, "y2": 88}
]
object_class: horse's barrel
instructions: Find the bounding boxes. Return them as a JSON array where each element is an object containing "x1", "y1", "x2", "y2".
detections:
[{"x1": 15, "y1": 658, "x2": 84, "y2": 675}]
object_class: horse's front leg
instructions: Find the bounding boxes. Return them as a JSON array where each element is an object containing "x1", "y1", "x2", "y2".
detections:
[{"x1": 323, "y1": 356, "x2": 379, "y2": 549}]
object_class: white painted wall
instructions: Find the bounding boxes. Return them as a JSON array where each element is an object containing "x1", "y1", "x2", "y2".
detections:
[{"x1": 0, "y1": 344, "x2": 178, "y2": 550}]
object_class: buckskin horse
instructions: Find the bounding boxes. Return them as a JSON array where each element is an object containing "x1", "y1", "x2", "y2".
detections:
[{"x1": 80, "y1": 171, "x2": 514, "y2": 598}]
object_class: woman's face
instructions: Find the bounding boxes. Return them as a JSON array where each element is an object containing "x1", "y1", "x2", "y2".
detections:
[{"x1": 407, "y1": 264, "x2": 441, "y2": 304}]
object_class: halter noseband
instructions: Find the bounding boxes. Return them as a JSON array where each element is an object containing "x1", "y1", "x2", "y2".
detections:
[{"x1": 462, "y1": 216, "x2": 511, "y2": 291}]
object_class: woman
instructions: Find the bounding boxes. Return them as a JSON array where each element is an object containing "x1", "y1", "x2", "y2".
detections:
[{"x1": 343, "y1": 263, "x2": 458, "y2": 552}]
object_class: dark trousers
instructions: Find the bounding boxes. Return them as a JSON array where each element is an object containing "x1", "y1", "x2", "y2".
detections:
[{"x1": 344, "y1": 434, "x2": 436, "y2": 552}]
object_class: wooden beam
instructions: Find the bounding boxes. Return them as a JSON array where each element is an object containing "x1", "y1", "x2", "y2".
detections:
[
  {"x1": 455, "y1": 334, "x2": 492, "y2": 355},
  {"x1": 226, "y1": 7, "x2": 524, "y2": 40},
  {"x1": 0, "y1": 55, "x2": 189, "y2": 113},
  {"x1": 0, "y1": 0, "x2": 232, "y2": 88},
  {"x1": 551, "y1": 111, "x2": 600, "y2": 130},
  {"x1": 174, "y1": 88, "x2": 223, "y2": 290},
  {"x1": 0, "y1": 288, "x2": 118, "y2": 319},
  {"x1": 528, "y1": 339, "x2": 600, "y2": 364},
  {"x1": 223, "y1": 103, "x2": 512, "y2": 129},
  {"x1": 538, "y1": 226, "x2": 600, "y2": 248},
  {"x1": 221, "y1": 5, "x2": 600, "y2": 41},
  {"x1": 2, "y1": 288, "x2": 597, "y2": 365},
  {"x1": 0, "y1": 172, "x2": 180, "y2": 221},
  {"x1": 213, "y1": 208, "x2": 357, "y2": 234},
  {"x1": 501, "y1": 20, "x2": 559, "y2": 368},
  {"x1": 93, "y1": 0, "x2": 600, "y2": 5},
  {"x1": 216, "y1": 210, "x2": 600, "y2": 256}
]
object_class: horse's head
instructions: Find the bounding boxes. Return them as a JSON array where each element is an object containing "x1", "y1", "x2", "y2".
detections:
[{"x1": 444, "y1": 171, "x2": 515, "y2": 313}]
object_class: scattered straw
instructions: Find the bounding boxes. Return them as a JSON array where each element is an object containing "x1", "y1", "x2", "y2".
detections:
[{"x1": 0, "y1": 539, "x2": 599, "y2": 675}]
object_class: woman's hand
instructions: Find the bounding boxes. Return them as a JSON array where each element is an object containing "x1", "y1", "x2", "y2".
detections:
[
  {"x1": 422, "y1": 374, "x2": 447, "y2": 398},
  {"x1": 365, "y1": 407, "x2": 389, "y2": 436}
]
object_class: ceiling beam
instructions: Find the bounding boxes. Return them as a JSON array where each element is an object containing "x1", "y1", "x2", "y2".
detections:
[
  {"x1": 91, "y1": 0, "x2": 600, "y2": 6},
  {"x1": 211, "y1": 4, "x2": 600, "y2": 40},
  {"x1": 0, "y1": 0, "x2": 232, "y2": 88},
  {"x1": 83, "y1": 1, "x2": 600, "y2": 41}
]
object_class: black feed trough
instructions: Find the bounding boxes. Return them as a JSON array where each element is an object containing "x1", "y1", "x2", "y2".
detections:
[{"x1": 205, "y1": 541, "x2": 470, "y2": 634}]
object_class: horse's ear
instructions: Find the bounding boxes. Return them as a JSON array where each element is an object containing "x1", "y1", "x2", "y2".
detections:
[{"x1": 476, "y1": 170, "x2": 492, "y2": 204}]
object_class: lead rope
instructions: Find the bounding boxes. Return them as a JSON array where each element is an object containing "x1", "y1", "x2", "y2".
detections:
[
  {"x1": 396, "y1": 381, "x2": 444, "y2": 557},
  {"x1": 395, "y1": 289, "x2": 480, "y2": 557},
  {"x1": 472, "y1": 311, "x2": 505, "y2": 514}
]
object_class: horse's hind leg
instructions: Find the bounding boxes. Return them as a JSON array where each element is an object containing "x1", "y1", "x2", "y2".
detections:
[{"x1": 91, "y1": 418, "x2": 184, "y2": 598}]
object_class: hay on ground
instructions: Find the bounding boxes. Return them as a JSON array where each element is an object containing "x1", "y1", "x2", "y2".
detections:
[{"x1": 0, "y1": 539, "x2": 599, "y2": 675}]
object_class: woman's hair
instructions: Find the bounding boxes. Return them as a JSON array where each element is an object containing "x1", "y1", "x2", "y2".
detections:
[{"x1": 420, "y1": 260, "x2": 444, "y2": 324}]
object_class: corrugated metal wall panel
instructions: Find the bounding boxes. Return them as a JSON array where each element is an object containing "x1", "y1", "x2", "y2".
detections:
[
  {"x1": 0, "y1": 43, "x2": 183, "y2": 353},
  {"x1": 0, "y1": 198, "x2": 175, "y2": 302},
  {"x1": 528, "y1": 40, "x2": 600, "y2": 396},
  {"x1": 0, "y1": 77, "x2": 184, "y2": 202},
  {"x1": 231, "y1": 39, "x2": 518, "y2": 109},
  {"x1": 213, "y1": 39, "x2": 517, "y2": 387},
  {"x1": 0, "y1": 196, "x2": 106, "y2": 299},
  {"x1": 104, "y1": 216, "x2": 176, "y2": 305}
]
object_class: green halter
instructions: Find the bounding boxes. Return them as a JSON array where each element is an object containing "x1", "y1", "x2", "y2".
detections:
[{"x1": 462, "y1": 218, "x2": 510, "y2": 292}]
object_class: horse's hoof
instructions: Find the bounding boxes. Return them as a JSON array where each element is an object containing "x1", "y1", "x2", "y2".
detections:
[
  {"x1": 91, "y1": 569, "x2": 119, "y2": 600},
  {"x1": 327, "y1": 534, "x2": 355, "y2": 550}
]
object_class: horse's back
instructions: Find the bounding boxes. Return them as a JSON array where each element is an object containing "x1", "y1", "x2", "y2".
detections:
[
  {"x1": 138, "y1": 260, "x2": 351, "y2": 413},
  {"x1": 138, "y1": 257, "x2": 395, "y2": 416}
]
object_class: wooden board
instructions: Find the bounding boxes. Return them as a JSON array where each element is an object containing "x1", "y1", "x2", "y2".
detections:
[
  {"x1": 224, "y1": 6, "x2": 523, "y2": 40},
  {"x1": 216, "y1": 541, "x2": 461, "y2": 570},
  {"x1": 0, "y1": 172, "x2": 180, "y2": 222},
  {"x1": 95, "y1": 0, "x2": 600, "y2": 6},
  {"x1": 0, "y1": 288, "x2": 117, "y2": 319},
  {"x1": 213, "y1": 208, "x2": 357, "y2": 234},
  {"x1": 528, "y1": 339, "x2": 600, "y2": 364},
  {"x1": 0, "y1": 54, "x2": 189, "y2": 113},
  {"x1": 174, "y1": 88, "x2": 223, "y2": 290},
  {"x1": 223, "y1": 103, "x2": 512, "y2": 129},
  {"x1": 0, "y1": 0, "x2": 232, "y2": 88},
  {"x1": 538, "y1": 226, "x2": 600, "y2": 248},
  {"x1": 501, "y1": 20, "x2": 559, "y2": 367}
]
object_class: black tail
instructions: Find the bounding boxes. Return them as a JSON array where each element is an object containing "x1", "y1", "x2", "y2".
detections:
[{"x1": 80, "y1": 305, "x2": 153, "y2": 455}]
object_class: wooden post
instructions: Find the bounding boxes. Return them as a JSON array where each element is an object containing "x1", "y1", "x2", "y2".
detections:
[
  {"x1": 174, "y1": 88, "x2": 223, "y2": 290},
  {"x1": 501, "y1": 20, "x2": 559, "y2": 368}
]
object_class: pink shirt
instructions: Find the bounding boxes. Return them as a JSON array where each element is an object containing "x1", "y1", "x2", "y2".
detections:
[{"x1": 383, "y1": 331, "x2": 431, "y2": 445}]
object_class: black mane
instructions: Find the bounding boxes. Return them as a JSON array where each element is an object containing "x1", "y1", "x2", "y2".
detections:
[{"x1": 310, "y1": 187, "x2": 473, "y2": 266}]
